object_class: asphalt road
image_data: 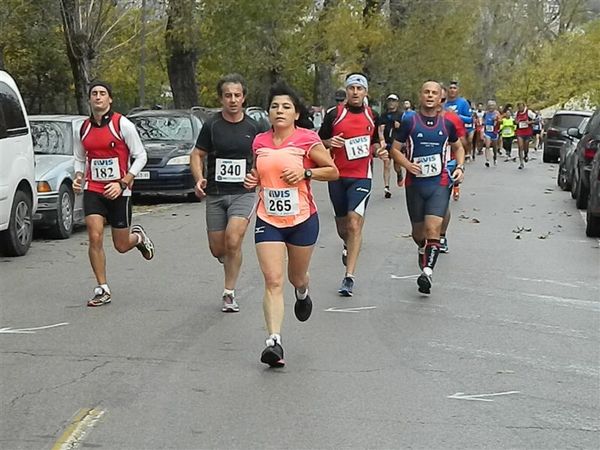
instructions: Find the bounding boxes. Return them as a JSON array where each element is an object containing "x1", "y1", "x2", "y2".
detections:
[{"x1": 1, "y1": 151, "x2": 599, "y2": 450}]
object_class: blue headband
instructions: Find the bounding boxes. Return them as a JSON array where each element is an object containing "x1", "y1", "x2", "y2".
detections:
[{"x1": 345, "y1": 74, "x2": 368, "y2": 90}]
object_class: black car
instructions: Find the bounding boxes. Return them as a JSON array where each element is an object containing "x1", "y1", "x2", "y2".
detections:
[
  {"x1": 569, "y1": 108, "x2": 600, "y2": 209},
  {"x1": 557, "y1": 117, "x2": 590, "y2": 191},
  {"x1": 245, "y1": 106, "x2": 271, "y2": 132},
  {"x1": 128, "y1": 109, "x2": 206, "y2": 199},
  {"x1": 586, "y1": 147, "x2": 600, "y2": 237},
  {"x1": 543, "y1": 110, "x2": 592, "y2": 163}
]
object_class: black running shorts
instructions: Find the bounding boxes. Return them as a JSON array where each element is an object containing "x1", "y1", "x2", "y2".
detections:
[{"x1": 83, "y1": 190, "x2": 132, "y2": 229}]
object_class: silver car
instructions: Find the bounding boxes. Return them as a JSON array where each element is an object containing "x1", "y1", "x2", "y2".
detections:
[{"x1": 30, "y1": 115, "x2": 86, "y2": 238}]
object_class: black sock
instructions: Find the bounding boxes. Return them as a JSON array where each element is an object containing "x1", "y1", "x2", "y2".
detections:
[{"x1": 424, "y1": 239, "x2": 441, "y2": 270}]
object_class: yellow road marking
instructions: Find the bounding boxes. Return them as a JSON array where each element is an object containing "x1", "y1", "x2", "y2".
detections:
[{"x1": 51, "y1": 408, "x2": 105, "y2": 450}]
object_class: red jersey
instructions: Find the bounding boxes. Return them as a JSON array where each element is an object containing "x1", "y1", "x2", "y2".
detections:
[
  {"x1": 515, "y1": 109, "x2": 533, "y2": 137},
  {"x1": 443, "y1": 111, "x2": 466, "y2": 139},
  {"x1": 81, "y1": 113, "x2": 131, "y2": 194},
  {"x1": 330, "y1": 104, "x2": 377, "y2": 179}
]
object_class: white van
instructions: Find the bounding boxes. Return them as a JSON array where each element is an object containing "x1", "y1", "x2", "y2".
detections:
[{"x1": 0, "y1": 70, "x2": 36, "y2": 256}]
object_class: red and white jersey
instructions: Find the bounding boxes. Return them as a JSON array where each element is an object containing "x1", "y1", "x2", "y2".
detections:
[
  {"x1": 330, "y1": 104, "x2": 378, "y2": 179},
  {"x1": 73, "y1": 111, "x2": 147, "y2": 195},
  {"x1": 515, "y1": 108, "x2": 535, "y2": 137}
]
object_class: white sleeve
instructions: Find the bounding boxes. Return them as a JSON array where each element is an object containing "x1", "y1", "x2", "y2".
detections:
[
  {"x1": 119, "y1": 116, "x2": 147, "y2": 176},
  {"x1": 73, "y1": 121, "x2": 86, "y2": 174},
  {"x1": 528, "y1": 110, "x2": 536, "y2": 120}
]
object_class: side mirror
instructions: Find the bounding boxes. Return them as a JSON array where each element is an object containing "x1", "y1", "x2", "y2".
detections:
[{"x1": 567, "y1": 127, "x2": 581, "y2": 138}]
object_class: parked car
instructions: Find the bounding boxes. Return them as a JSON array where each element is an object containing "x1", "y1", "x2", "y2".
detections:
[
  {"x1": 127, "y1": 109, "x2": 204, "y2": 199},
  {"x1": 557, "y1": 117, "x2": 590, "y2": 191},
  {"x1": 586, "y1": 148, "x2": 600, "y2": 237},
  {"x1": 245, "y1": 106, "x2": 271, "y2": 132},
  {"x1": 570, "y1": 108, "x2": 600, "y2": 209},
  {"x1": 29, "y1": 115, "x2": 86, "y2": 238},
  {"x1": 0, "y1": 70, "x2": 36, "y2": 256},
  {"x1": 543, "y1": 110, "x2": 592, "y2": 163}
]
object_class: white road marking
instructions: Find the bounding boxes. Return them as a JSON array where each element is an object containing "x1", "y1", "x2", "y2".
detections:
[
  {"x1": 325, "y1": 306, "x2": 377, "y2": 313},
  {"x1": 521, "y1": 293, "x2": 600, "y2": 312},
  {"x1": 448, "y1": 391, "x2": 521, "y2": 402},
  {"x1": 390, "y1": 274, "x2": 419, "y2": 280},
  {"x1": 52, "y1": 408, "x2": 105, "y2": 450},
  {"x1": 508, "y1": 276, "x2": 580, "y2": 288},
  {"x1": 0, "y1": 322, "x2": 69, "y2": 334}
]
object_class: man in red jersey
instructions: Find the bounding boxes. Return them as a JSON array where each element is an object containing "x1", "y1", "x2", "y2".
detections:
[
  {"x1": 73, "y1": 81, "x2": 154, "y2": 307},
  {"x1": 319, "y1": 73, "x2": 388, "y2": 297}
]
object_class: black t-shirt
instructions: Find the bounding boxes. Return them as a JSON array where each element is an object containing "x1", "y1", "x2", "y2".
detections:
[
  {"x1": 195, "y1": 113, "x2": 260, "y2": 195},
  {"x1": 378, "y1": 110, "x2": 404, "y2": 144}
]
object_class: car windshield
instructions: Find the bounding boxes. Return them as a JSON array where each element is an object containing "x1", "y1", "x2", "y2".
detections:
[
  {"x1": 552, "y1": 114, "x2": 588, "y2": 130},
  {"x1": 31, "y1": 121, "x2": 72, "y2": 155},
  {"x1": 131, "y1": 116, "x2": 194, "y2": 141}
]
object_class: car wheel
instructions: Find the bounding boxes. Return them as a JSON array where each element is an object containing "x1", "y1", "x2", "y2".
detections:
[
  {"x1": 0, "y1": 189, "x2": 33, "y2": 256},
  {"x1": 543, "y1": 147, "x2": 552, "y2": 163},
  {"x1": 575, "y1": 174, "x2": 589, "y2": 209},
  {"x1": 586, "y1": 204, "x2": 600, "y2": 237},
  {"x1": 49, "y1": 184, "x2": 74, "y2": 239},
  {"x1": 570, "y1": 169, "x2": 577, "y2": 199},
  {"x1": 557, "y1": 161, "x2": 566, "y2": 189}
]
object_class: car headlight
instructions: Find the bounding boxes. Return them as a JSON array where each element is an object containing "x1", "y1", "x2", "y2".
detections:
[
  {"x1": 37, "y1": 181, "x2": 52, "y2": 193},
  {"x1": 166, "y1": 155, "x2": 190, "y2": 165}
]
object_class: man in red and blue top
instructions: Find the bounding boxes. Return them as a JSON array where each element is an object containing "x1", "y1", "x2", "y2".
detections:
[
  {"x1": 319, "y1": 72, "x2": 388, "y2": 297},
  {"x1": 73, "y1": 80, "x2": 154, "y2": 307},
  {"x1": 391, "y1": 80, "x2": 465, "y2": 295}
]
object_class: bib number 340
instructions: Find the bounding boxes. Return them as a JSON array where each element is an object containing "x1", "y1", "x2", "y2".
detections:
[
  {"x1": 216, "y1": 158, "x2": 246, "y2": 182},
  {"x1": 263, "y1": 188, "x2": 299, "y2": 216}
]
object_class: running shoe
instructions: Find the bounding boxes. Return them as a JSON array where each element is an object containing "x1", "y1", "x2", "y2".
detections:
[
  {"x1": 221, "y1": 293, "x2": 240, "y2": 313},
  {"x1": 261, "y1": 337, "x2": 285, "y2": 367},
  {"x1": 452, "y1": 185, "x2": 460, "y2": 201},
  {"x1": 384, "y1": 187, "x2": 392, "y2": 199},
  {"x1": 485, "y1": 162, "x2": 490, "y2": 167},
  {"x1": 524, "y1": 155, "x2": 529, "y2": 162},
  {"x1": 518, "y1": 163, "x2": 524, "y2": 170},
  {"x1": 439, "y1": 237, "x2": 449, "y2": 254},
  {"x1": 131, "y1": 224, "x2": 155, "y2": 260},
  {"x1": 294, "y1": 289, "x2": 312, "y2": 322},
  {"x1": 417, "y1": 271, "x2": 432, "y2": 294},
  {"x1": 338, "y1": 276, "x2": 354, "y2": 297},
  {"x1": 87, "y1": 286, "x2": 111, "y2": 307},
  {"x1": 341, "y1": 244, "x2": 348, "y2": 267}
]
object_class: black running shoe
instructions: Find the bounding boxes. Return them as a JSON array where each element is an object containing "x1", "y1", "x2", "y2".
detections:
[
  {"x1": 131, "y1": 224, "x2": 155, "y2": 260},
  {"x1": 294, "y1": 290, "x2": 312, "y2": 322},
  {"x1": 261, "y1": 339, "x2": 285, "y2": 367},
  {"x1": 417, "y1": 272, "x2": 432, "y2": 294},
  {"x1": 384, "y1": 187, "x2": 392, "y2": 199},
  {"x1": 338, "y1": 276, "x2": 354, "y2": 297},
  {"x1": 87, "y1": 286, "x2": 111, "y2": 307},
  {"x1": 341, "y1": 244, "x2": 348, "y2": 267}
]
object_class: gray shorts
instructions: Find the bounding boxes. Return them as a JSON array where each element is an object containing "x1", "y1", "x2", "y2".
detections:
[{"x1": 205, "y1": 192, "x2": 257, "y2": 232}]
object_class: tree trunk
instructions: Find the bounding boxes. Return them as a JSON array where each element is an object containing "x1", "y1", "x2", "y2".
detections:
[
  {"x1": 313, "y1": 0, "x2": 335, "y2": 106},
  {"x1": 0, "y1": 47, "x2": 4, "y2": 71},
  {"x1": 166, "y1": 0, "x2": 198, "y2": 109}
]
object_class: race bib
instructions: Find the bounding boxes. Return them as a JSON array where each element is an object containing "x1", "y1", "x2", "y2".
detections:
[
  {"x1": 485, "y1": 125, "x2": 494, "y2": 132},
  {"x1": 90, "y1": 158, "x2": 120, "y2": 181},
  {"x1": 345, "y1": 135, "x2": 370, "y2": 160},
  {"x1": 518, "y1": 121, "x2": 529, "y2": 129},
  {"x1": 215, "y1": 158, "x2": 246, "y2": 183},
  {"x1": 263, "y1": 188, "x2": 299, "y2": 216},
  {"x1": 414, "y1": 153, "x2": 442, "y2": 178},
  {"x1": 502, "y1": 128, "x2": 513, "y2": 137}
]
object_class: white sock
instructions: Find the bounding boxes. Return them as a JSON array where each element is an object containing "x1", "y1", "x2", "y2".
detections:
[
  {"x1": 134, "y1": 233, "x2": 142, "y2": 245},
  {"x1": 223, "y1": 288, "x2": 235, "y2": 297},
  {"x1": 423, "y1": 267, "x2": 433, "y2": 276},
  {"x1": 266, "y1": 333, "x2": 281, "y2": 347},
  {"x1": 345, "y1": 273, "x2": 354, "y2": 279},
  {"x1": 97, "y1": 284, "x2": 110, "y2": 294},
  {"x1": 295, "y1": 287, "x2": 308, "y2": 300}
]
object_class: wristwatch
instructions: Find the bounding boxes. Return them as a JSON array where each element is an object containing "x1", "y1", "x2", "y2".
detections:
[
  {"x1": 304, "y1": 169, "x2": 313, "y2": 179},
  {"x1": 118, "y1": 180, "x2": 128, "y2": 190}
]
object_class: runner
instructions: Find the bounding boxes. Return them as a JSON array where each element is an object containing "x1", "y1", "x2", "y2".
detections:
[
  {"x1": 483, "y1": 100, "x2": 501, "y2": 167},
  {"x1": 318, "y1": 72, "x2": 388, "y2": 297},
  {"x1": 439, "y1": 87, "x2": 467, "y2": 253},
  {"x1": 378, "y1": 93, "x2": 404, "y2": 198},
  {"x1": 391, "y1": 80, "x2": 465, "y2": 294},
  {"x1": 444, "y1": 81, "x2": 473, "y2": 162},
  {"x1": 243, "y1": 82, "x2": 338, "y2": 367},
  {"x1": 499, "y1": 106, "x2": 517, "y2": 161},
  {"x1": 190, "y1": 73, "x2": 260, "y2": 313},
  {"x1": 73, "y1": 80, "x2": 154, "y2": 307},
  {"x1": 474, "y1": 102, "x2": 485, "y2": 155},
  {"x1": 532, "y1": 109, "x2": 543, "y2": 150},
  {"x1": 515, "y1": 101, "x2": 536, "y2": 169}
]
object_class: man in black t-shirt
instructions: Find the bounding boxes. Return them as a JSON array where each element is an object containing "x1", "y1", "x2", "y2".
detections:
[
  {"x1": 190, "y1": 73, "x2": 260, "y2": 313},
  {"x1": 377, "y1": 93, "x2": 405, "y2": 197}
]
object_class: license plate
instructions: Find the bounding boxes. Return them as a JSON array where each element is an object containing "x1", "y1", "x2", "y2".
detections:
[{"x1": 136, "y1": 171, "x2": 150, "y2": 180}]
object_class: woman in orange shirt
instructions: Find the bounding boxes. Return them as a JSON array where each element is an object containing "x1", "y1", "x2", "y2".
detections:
[{"x1": 244, "y1": 82, "x2": 338, "y2": 367}]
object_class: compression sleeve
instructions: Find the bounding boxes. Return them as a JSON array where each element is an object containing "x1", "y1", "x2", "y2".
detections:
[
  {"x1": 458, "y1": 99, "x2": 473, "y2": 125},
  {"x1": 73, "y1": 122, "x2": 86, "y2": 174},
  {"x1": 318, "y1": 108, "x2": 337, "y2": 140}
]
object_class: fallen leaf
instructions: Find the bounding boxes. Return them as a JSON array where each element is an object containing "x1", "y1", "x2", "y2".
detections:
[
  {"x1": 515, "y1": 234, "x2": 521, "y2": 239},
  {"x1": 459, "y1": 214, "x2": 470, "y2": 220},
  {"x1": 401, "y1": 234, "x2": 412, "y2": 238},
  {"x1": 470, "y1": 218, "x2": 480, "y2": 223},
  {"x1": 512, "y1": 227, "x2": 524, "y2": 233},
  {"x1": 523, "y1": 227, "x2": 532, "y2": 232}
]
